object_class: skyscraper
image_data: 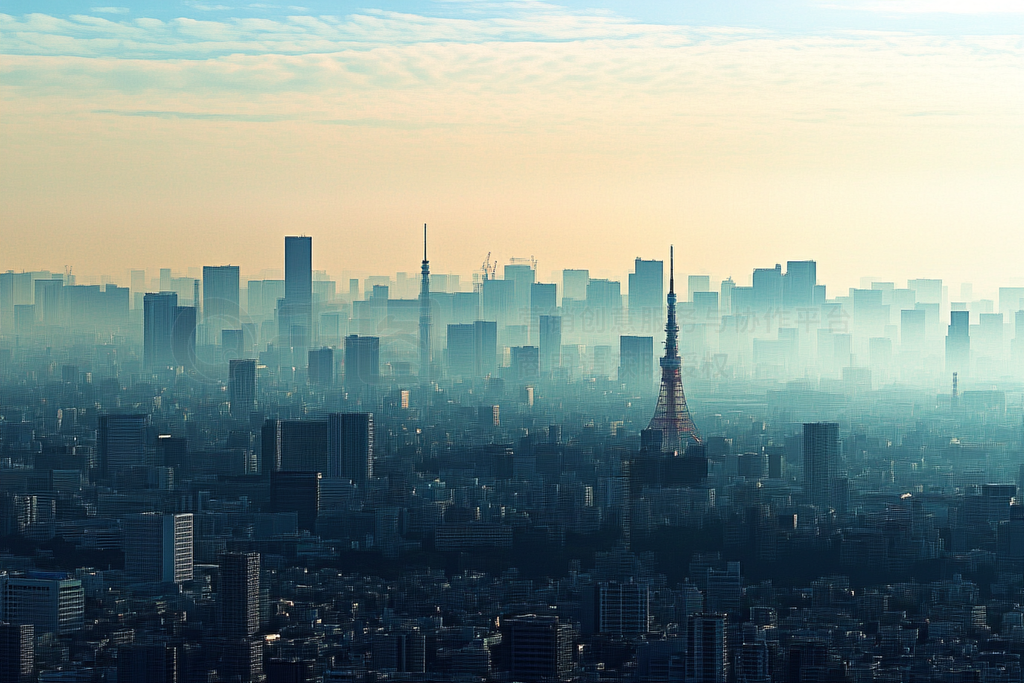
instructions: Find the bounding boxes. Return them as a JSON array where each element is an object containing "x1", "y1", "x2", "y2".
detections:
[
  {"x1": 219, "y1": 552, "x2": 260, "y2": 638},
  {"x1": 803, "y1": 422, "x2": 839, "y2": 510},
  {"x1": 284, "y1": 236, "x2": 312, "y2": 306},
  {"x1": 229, "y1": 358, "x2": 257, "y2": 417},
  {"x1": 531, "y1": 282, "x2": 557, "y2": 344},
  {"x1": 504, "y1": 262, "x2": 536, "y2": 320},
  {"x1": 271, "y1": 471, "x2": 320, "y2": 532},
  {"x1": 446, "y1": 323, "x2": 477, "y2": 378},
  {"x1": 0, "y1": 622, "x2": 33, "y2": 683},
  {"x1": 946, "y1": 309, "x2": 970, "y2": 376},
  {"x1": 123, "y1": 512, "x2": 194, "y2": 585},
  {"x1": 308, "y1": 347, "x2": 334, "y2": 386},
  {"x1": 784, "y1": 260, "x2": 816, "y2": 309},
  {"x1": 562, "y1": 269, "x2": 589, "y2": 304},
  {"x1": 280, "y1": 236, "x2": 313, "y2": 360},
  {"x1": 0, "y1": 574, "x2": 84, "y2": 636},
  {"x1": 330, "y1": 412, "x2": 374, "y2": 484},
  {"x1": 686, "y1": 614, "x2": 727, "y2": 683},
  {"x1": 203, "y1": 265, "x2": 240, "y2": 345},
  {"x1": 648, "y1": 247, "x2": 701, "y2": 452},
  {"x1": 503, "y1": 615, "x2": 574, "y2": 683},
  {"x1": 539, "y1": 315, "x2": 562, "y2": 374},
  {"x1": 628, "y1": 258, "x2": 663, "y2": 334},
  {"x1": 345, "y1": 334, "x2": 380, "y2": 393},
  {"x1": 619, "y1": 335, "x2": 654, "y2": 395},
  {"x1": 143, "y1": 291, "x2": 177, "y2": 369},
  {"x1": 97, "y1": 414, "x2": 154, "y2": 476}
]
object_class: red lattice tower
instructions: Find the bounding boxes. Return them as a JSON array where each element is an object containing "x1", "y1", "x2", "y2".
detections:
[{"x1": 647, "y1": 246, "x2": 701, "y2": 453}]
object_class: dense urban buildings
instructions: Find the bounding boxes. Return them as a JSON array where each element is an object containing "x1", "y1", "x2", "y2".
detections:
[{"x1": 5, "y1": 235, "x2": 1024, "y2": 682}]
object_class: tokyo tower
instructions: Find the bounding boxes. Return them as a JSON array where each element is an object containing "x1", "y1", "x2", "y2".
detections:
[{"x1": 647, "y1": 245, "x2": 701, "y2": 453}]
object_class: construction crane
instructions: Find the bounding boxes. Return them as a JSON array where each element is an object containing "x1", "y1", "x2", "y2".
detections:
[
  {"x1": 509, "y1": 255, "x2": 538, "y2": 270},
  {"x1": 482, "y1": 252, "x2": 497, "y2": 281}
]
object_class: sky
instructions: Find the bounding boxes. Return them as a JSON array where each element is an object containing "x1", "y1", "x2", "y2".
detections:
[{"x1": 1, "y1": 1, "x2": 1023, "y2": 295}]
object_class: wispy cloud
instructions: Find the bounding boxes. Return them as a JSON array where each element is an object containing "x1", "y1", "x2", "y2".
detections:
[
  {"x1": 90, "y1": 6, "x2": 130, "y2": 14},
  {"x1": 818, "y1": 0, "x2": 1024, "y2": 13}
]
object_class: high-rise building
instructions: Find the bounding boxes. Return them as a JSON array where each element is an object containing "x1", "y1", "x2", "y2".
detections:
[
  {"x1": 144, "y1": 291, "x2": 197, "y2": 370},
  {"x1": 784, "y1": 260, "x2": 816, "y2": 309},
  {"x1": 344, "y1": 335, "x2": 380, "y2": 392},
  {"x1": 308, "y1": 347, "x2": 334, "y2": 386},
  {"x1": 751, "y1": 265, "x2": 783, "y2": 312},
  {"x1": 446, "y1": 323, "x2": 477, "y2": 379},
  {"x1": 123, "y1": 512, "x2": 194, "y2": 585},
  {"x1": 372, "y1": 631, "x2": 427, "y2": 673},
  {"x1": 261, "y1": 414, "x2": 372, "y2": 483},
  {"x1": 803, "y1": 422, "x2": 840, "y2": 511},
  {"x1": 117, "y1": 643, "x2": 180, "y2": 683},
  {"x1": 34, "y1": 278, "x2": 64, "y2": 327},
  {"x1": 539, "y1": 315, "x2": 562, "y2": 374},
  {"x1": 595, "y1": 582, "x2": 650, "y2": 636},
  {"x1": 330, "y1": 412, "x2": 374, "y2": 484},
  {"x1": 503, "y1": 614, "x2": 574, "y2": 682},
  {"x1": 504, "y1": 263, "x2": 536, "y2": 320},
  {"x1": 686, "y1": 614, "x2": 727, "y2": 683},
  {"x1": 531, "y1": 282, "x2": 557, "y2": 344},
  {"x1": 98, "y1": 414, "x2": 154, "y2": 476},
  {"x1": 481, "y1": 278, "x2": 515, "y2": 327},
  {"x1": 0, "y1": 622, "x2": 33, "y2": 683},
  {"x1": 0, "y1": 574, "x2": 84, "y2": 636},
  {"x1": 946, "y1": 309, "x2": 970, "y2": 376},
  {"x1": 284, "y1": 236, "x2": 312, "y2": 306},
  {"x1": 280, "y1": 236, "x2": 313, "y2": 358},
  {"x1": 511, "y1": 346, "x2": 540, "y2": 382},
  {"x1": 220, "y1": 552, "x2": 260, "y2": 638},
  {"x1": 687, "y1": 275, "x2": 710, "y2": 303},
  {"x1": 271, "y1": 471, "x2": 321, "y2": 532},
  {"x1": 562, "y1": 269, "x2": 589, "y2": 304},
  {"x1": 144, "y1": 291, "x2": 196, "y2": 370},
  {"x1": 229, "y1": 359, "x2": 257, "y2": 417},
  {"x1": 619, "y1": 336, "x2": 654, "y2": 395},
  {"x1": 275, "y1": 419, "x2": 330, "y2": 473},
  {"x1": 203, "y1": 265, "x2": 240, "y2": 345},
  {"x1": 629, "y1": 258, "x2": 663, "y2": 335}
]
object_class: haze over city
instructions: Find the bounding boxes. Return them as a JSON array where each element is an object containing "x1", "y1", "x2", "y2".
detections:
[{"x1": 4, "y1": 3, "x2": 1024, "y2": 683}]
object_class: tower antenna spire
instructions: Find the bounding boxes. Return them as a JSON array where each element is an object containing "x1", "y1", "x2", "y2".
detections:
[
  {"x1": 669, "y1": 245, "x2": 674, "y2": 295},
  {"x1": 419, "y1": 223, "x2": 431, "y2": 383}
]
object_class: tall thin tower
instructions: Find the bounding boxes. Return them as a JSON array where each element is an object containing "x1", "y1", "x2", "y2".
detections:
[
  {"x1": 419, "y1": 224, "x2": 431, "y2": 383},
  {"x1": 647, "y1": 246, "x2": 701, "y2": 452}
]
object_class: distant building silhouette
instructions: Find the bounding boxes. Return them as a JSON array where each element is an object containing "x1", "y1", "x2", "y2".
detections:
[
  {"x1": 280, "y1": 236, "x2": 312, "y2": 364},
  {"x1": 946, "y1": 309, "x2": 970, "y2": 376},
  {"x1": 229, "y1": 359, "x2": 257, "y2": 417},
  {"x1": 202, "y1": 265, "x2": 240, "y2": 345},
  {"x1": 345, "y1": 334, "x2": 380, "y2": 393},
  {"x1": 143, "y1": 291, "x2": 195, "y2": 370},
  {"x1": 308, "y1": 347, "x2": 334, "y2": 386},
  {"x1": 629, "y1": 258, "x2": 663, "y2": 334},
  {"x1": 619, "y1": 335, "x2": 654, "y2": 395},
  {"x1": 803, "y1": 422, "x2": 844, "y2": 511}
]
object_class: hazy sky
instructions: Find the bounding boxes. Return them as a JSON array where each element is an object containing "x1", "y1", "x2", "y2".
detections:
[{"x1": 2, "y1": 1, "x2": 1023, "y2": 294}]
